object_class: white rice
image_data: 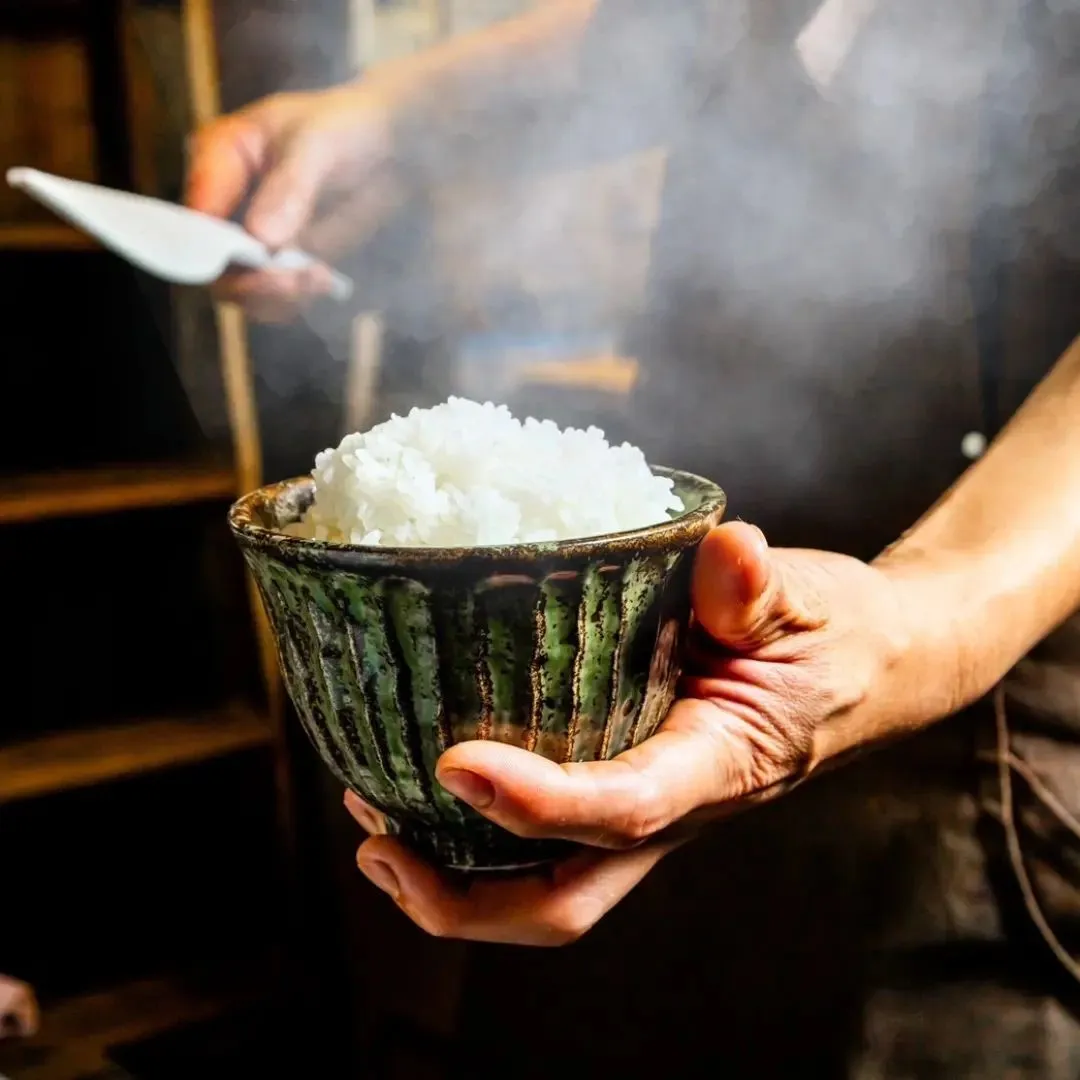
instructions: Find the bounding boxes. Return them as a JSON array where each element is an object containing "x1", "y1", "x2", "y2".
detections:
[{"x1": 285, "y1": 397, "x2": 683, "y2": 548}]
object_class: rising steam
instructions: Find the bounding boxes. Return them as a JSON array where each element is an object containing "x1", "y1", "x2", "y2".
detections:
[{"x1": 247, "y1": 0, "x2": 1079, "y2": 522}]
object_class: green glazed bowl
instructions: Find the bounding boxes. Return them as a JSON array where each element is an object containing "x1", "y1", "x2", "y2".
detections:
[{"x1": 228, "y1": 468, "x2": 726, "y2": 871}]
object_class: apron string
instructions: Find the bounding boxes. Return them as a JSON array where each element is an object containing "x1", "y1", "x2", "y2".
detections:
[
  {"x1": 977, "y1": 747, "x2": 1080, "y2": 843},
  {"x1": 994, "y1": 682, "x2": 1080, "y2": 986}
]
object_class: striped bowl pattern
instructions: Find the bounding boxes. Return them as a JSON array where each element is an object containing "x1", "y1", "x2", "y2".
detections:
[{"x1": 229, "y1": 469, "x2": 726, "y2": 871}]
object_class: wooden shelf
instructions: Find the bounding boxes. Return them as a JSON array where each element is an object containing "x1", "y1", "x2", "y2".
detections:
[
  {"x1": 0, "y1": 972, "x2": 263, "y2": 1080},
  {"x1": 0, "y1": 459, "x2": 239, "y2": 526},
  {"x1": 0, "y1": 223, "x2": 98, "y2": 252},
  {"x1": 0, "y1": 702, "x2": 272, "y2": 805}
]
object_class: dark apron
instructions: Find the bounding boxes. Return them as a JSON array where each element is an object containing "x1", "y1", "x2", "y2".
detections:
[
  {"x1": 958, "y1": 2, "x2": 1080, "y2": 1064},
  {"x1": 456, "y1": 3, "x2": 1080, "y2": 1076}
]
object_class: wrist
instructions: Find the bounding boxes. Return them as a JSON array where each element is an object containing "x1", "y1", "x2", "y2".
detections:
[
  {"x1": 367, "y1": 56, "x2": 478, "y2": 185},
  {"x1": 871, "y1": 543, "x2": 983, "y2": 726},
  {"x1": 806, "y1": 546, "x2": 973, "y2": 769}
]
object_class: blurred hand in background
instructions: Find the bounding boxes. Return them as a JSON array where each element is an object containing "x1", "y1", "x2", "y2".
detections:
[
  {"x1": 0, "y1": 974, "x2": 39, "y2": 1039},
  {"x1": 184, "y1": 1, "x2": 603, "y2": 324},
  {"x1": 185, "y1": 79, "x2": 408, "y2": 323}
]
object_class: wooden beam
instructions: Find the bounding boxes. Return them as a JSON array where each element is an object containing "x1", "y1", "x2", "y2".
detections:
[
  {"x1": 517, "y1": 354, "x2": 640, "y2": 395},
  {"x1": 0, "y1": 459, "x2": 237, "y2": 526},
  {"x1": 0, "y1": 702, "x2": 271, "y2": 805},
  {"x1": 181, "y1": 0, "x2": 293, "y2": 852},
  {"x1": 0, "y1": 222, "x2": 99, "y2": 251}
]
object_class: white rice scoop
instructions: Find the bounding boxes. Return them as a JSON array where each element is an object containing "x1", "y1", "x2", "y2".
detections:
[{"x1": 5, "y1": 167, "x2": 353, "y2": 302}]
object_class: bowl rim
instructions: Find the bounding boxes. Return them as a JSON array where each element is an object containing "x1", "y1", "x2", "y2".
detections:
[{"x1": 228, "y1": 465, "x2": 727, "y2": 564}]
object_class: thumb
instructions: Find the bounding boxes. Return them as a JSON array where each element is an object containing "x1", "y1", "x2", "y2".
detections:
[{"x1": 691, "y1": 522, "x2": 823, "y2": 650}]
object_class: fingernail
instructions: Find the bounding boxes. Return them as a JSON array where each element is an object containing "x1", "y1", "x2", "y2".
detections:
[
  {"x1": 439, "y1": 768, "x2": 496, "y2": 809},
  {"x1": 359, "y1": 858, "x2": 400, "y2": 900},
  {"x1": 344, "y1": 793, "x2": 378, "y2": 833}
]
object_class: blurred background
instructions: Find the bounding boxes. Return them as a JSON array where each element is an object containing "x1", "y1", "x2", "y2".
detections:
[{"x1": 0, "y1": 1, "x2": 654, "y2": 1077}]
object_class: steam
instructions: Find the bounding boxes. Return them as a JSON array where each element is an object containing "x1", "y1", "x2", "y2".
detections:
[
  {"x1": 318, "y1": 0, "x2": 1072, "y2": 338},
  {"x1": 251, "y1": 0, "x2": 1079, "y2": 507}
]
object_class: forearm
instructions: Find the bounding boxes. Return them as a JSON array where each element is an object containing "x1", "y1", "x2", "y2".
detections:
[
  {"x1": 876, "y1": 334, "x2": 1080, "y2": 719},
  {"x1": 374, "y1": 0, "x2": 717, "y2": 178},
  {"x1": 369, "y1": 0, "x2": 600, "y2": 175}
]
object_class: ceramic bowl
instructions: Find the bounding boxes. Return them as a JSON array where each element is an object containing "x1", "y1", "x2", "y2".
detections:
[{"x1": 228, "y1": 468, "x2": 726, "y2": 871}]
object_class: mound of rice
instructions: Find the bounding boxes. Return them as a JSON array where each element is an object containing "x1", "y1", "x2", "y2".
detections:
[{"x1": 285, "y1": 397, "x2": 683, "y2": 547}]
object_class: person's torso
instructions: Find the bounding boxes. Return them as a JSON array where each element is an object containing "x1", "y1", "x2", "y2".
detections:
[
  {"x1": 455, "y1": 4, "x2": 1080, "y2": 1075},
  {"x1": 623, "y1": 1, "x2": 1041, "y2": 551}
]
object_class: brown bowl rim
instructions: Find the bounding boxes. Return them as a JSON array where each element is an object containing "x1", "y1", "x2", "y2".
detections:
[{"x1": 228, "y1": 466, "x2": 727, "y2": 566}]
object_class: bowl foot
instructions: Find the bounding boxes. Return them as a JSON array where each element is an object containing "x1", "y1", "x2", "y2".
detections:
[{"x1": 389, "y1": 818, "x2": 577, "y2": 874}]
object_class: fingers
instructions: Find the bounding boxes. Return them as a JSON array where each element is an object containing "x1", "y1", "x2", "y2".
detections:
[
  {"x1": 13, "y1": 992, "x2": 38, "y2": 1038},
  {"x1": 209, "y1": 172, "x2": 398, "y2": 322},
  {"x1": 211, "y1": 263, "x2": 339, "y2": 321},
  {"x1": 185, "y1": 111, "x2": 276, "y2": 221},
  {"x1": 186, "y1": 97, "x2": 340, "y2": 324},
  {"x1": 433, "y1": 700, "x2": 743, "y2": 849},
  {"x1": 344, "y1": 790, "x2": 387, "y2": 835},
  {"x1": 298, "y1": 168, "x2": 407, "y2": 264},
  {"x1": 185, "y1": 94, "x2": 337, "y2": 252},
  {"x1": 185, "y1": 88, "x2": 406, "y2": 328},
  {"x1": 245, "y1": 134, "x2": 339, "y2": 250},
  {"x1": 356, "y1": 834, "x2": 676, "y2": 946},
  {"x1": 0, "y1": 977, "x2": 39, "y2": 1039},
  {"x1": 691, "y1": 522, "x2": 776, "y2": 648},
  {"x1": 692, "y1": 522, "x2": 826, "y2": 650}
]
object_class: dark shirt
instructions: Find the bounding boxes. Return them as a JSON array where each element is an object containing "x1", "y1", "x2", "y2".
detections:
[
  {"x1": 583, "y1": 0, "x2": 1072, "y2": 558},
  {"x1": 457, "y1": 5, "x2": 1080, "y2": 1077}
]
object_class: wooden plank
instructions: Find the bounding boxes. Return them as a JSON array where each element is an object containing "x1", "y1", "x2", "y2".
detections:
[
  {"x1": 0, "y1": 222, "x2": 98, "y2": 250},
  {"x1": 0, "y1": 702, "x2": 271, "y2": 805},
  {"x1": 517, "y1": 354, "x2": 640, "y2": 395},
  {"x1": 181, "y1": 1, "x2": 263, "y2": 494},
  {"x1": 182, "y1": 0, "x2": 292, "y2": 856},
  {"x1": 0, "y1": 972, "x2": 261, "y2": 1080},
  {"x1": 0, "y1": 460, "x2": 238, "y2": 526},
  {"x1": 343, "y1": 313, "x2": 384, "y2": 436},
  {"x1": 0, "y1": 33, "x2": 99, "y2": 222},
  {"x1": 181, "y1": 0, "x2": 278, "y2": 713},
  {"x1": 182, "y1": 0, "x2": 296, "y2": 886},
  {"x1": 119, "y1": 0, "x2": 163, "y2": 199}
]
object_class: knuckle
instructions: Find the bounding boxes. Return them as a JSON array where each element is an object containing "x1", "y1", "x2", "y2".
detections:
[
  {"x1": 611, "y1": 776, "x2": 668, "y2": 844},
  {"x1": 287, "y1": 126, "x2": 323, "y2": 158},
  {"x1": 503, "y1": 795, "x2": 564, "y2": 840},
  {"x1": 284, "y1": 125, "x2": 336, "y2": 170},
  {"x1": 189, "y1": 114, "x2": 245, "y2": 155},
  {"x1": 622, "y1": 808, "x2": 662, "y2": 844}
]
